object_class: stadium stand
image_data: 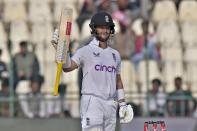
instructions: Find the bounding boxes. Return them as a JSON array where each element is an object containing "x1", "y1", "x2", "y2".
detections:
[
  {"x1": 181, "y1": 21, "x2": 197, "y2": 47},
  {"x1": 9, "y1": 20, "x2": 29, "y2": 54},
  {"x1": 138, "y1": 60, "x2": 161, "y2": 92},
  {"x1": 156, "y1": 20, "x2": 180, "y2": 48},
  {"x1": 0, "y1": 21, "x2": 9, "y2": 62},
  {"x1": 30, "y1": 22, "x2": 53, "y2": 47},
  {"x1": 53, "y1": 0, "x2": 78, "y2": 22},
  {"x1": 162, "y1": 61, "x2": 184, "y2": 92},
  {"x1": 3, "y1": 0, "x2": 27, "y2": 22},
  {"x1": 152, "y1": 0, "x2": 177, "y2": 24},
  {"x1": 28, "y1": 1, "x2": 52, "y2": 23},
  {"x1": 121, "y1": 61, "x2": 136, "y2": 101},
  {"x1": 179, "y1": 0, "x2": 197, "y2": 92},
  {"x1": 161, "y1": 48, "x2": 182, "y2": 62},
  {"x1": 179, "y1": 0, "x2": 197, "y2": 23}
]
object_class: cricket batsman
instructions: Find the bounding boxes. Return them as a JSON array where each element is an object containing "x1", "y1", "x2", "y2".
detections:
[{"x1": 51, "y1": 11, "x2": 134, "y2": 131}]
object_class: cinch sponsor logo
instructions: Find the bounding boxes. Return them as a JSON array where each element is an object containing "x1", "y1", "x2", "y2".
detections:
[{"x1": 95, "y1": 64, "x2": 116, "y2": 73}]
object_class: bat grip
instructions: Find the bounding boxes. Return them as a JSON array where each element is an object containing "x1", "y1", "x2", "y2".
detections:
[{"x1": 53, "y1": 63, "x2": 63, "y2": 96}]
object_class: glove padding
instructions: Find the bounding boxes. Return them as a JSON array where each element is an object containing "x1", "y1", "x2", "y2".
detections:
[
  {"x1": 119, "y1": 104, "x2": 134, "y2": 123},
  {"x1": 51, "y1": 28, "x2": 71, "y2": 65},
  {"x1": 51, "y1": 28, "x2": 59, "y2": 50}
]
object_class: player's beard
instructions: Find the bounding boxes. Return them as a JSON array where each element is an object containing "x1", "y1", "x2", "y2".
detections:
[{"x1": 95, "y1": 32, "x2": 110, "y2": 42}]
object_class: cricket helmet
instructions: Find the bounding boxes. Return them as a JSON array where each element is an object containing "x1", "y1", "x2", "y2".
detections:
[{"x1": 89, "y1": 11, "x2": 115, "y2": 34}]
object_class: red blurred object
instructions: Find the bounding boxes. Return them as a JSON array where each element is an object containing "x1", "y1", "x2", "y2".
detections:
[
  {"x1": 144, "y1": 122, "x2": 148, "y2": 131},
  {"x1": 152, "y1": 123, "x2": 157, "y2": 131},
  {"x1": 144, "y1": 121, "x2": 166, "y2": 131},
  {"x1": 160, "y1": 122, "x2": 166, "y2": 131}
]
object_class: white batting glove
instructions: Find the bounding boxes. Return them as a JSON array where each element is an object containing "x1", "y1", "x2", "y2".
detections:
[
  {"x1": 51, "y1": 28, "x2": 59, "y2": 50},
  {"x1": 119, "y1": 103, "x2": 134, "y2": 123}
]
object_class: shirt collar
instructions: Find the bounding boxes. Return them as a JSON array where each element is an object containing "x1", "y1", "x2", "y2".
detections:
[
  {"x1": 90, "y1": 37, "x2": 99, "y2": 46},
  {"x1": 89, "y1": 37, "x2": 110, "y2": 50}
]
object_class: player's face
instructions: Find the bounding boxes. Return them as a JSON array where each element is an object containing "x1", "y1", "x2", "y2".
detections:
[{"x1": 95, "y1": 26, "x2": 111, "y2": 42}]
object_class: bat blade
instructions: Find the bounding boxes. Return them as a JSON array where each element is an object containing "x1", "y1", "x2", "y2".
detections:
[
  {"x1": 54, "y1": 7, "x2": 73, "y2": 96},
  {"x1": 56, "y1": 7, "x2": 73, "y2": 63}
]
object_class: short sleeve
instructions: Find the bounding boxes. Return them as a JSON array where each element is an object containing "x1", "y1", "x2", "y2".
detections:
[{"x1": 71, "y1": 48, "x2": 84, "y2": 67}]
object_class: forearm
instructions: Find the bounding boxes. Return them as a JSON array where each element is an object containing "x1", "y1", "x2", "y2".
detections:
[
  {"x1": 117, "y1": 79, "x2": 134, "y2": 123},
  {"x1": 116, "y1": 74, "x2": 126, "y2": 104},
  {"x1": 117, "y1": 88, "x2": 126, "y2": 105},
  {"x1": 62, "y1": 53, "x2": 78, "y2": 72},
  {"x1": 63, "y1": 60, "x2": 78, "y2": 72}
]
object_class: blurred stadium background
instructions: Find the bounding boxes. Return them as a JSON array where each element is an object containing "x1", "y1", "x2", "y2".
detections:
[{"x1": 0, "y1": 0, "x2": 197, "y2": 130}]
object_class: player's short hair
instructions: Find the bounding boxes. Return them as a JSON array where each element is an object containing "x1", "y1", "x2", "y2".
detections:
[
  {"x1": 152, "y1": 78, "x2": 161, "y2": 86},
  {"x1": 19, "y1": 41, "x2": 28, "y2": 47},
  {"x1": 174, "y1": 76, "x2": 182, "y2": 82}
]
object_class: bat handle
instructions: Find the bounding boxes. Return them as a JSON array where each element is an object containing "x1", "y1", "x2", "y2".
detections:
[{"x1": 53, "y1": 63, "x2": 63, "y2": 96}]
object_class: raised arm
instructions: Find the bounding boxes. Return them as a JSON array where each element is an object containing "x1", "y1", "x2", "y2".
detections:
[{"x1": 51, "y1": 29, "x2": 79, "y2": 73}]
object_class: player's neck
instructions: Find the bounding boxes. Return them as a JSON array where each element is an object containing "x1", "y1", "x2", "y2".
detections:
[{"x1": 99, "y1": 41, "x2": 107, "y2": 49}]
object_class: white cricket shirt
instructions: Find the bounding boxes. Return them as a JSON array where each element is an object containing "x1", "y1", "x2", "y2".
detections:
[{"x1": 72, "y1": 38, "x2": 121, "y2": 100}]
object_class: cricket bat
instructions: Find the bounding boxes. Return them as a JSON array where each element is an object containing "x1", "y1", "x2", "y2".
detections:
[{"x1": 53, "y1": 7, "x2": 73, "y2": 96}]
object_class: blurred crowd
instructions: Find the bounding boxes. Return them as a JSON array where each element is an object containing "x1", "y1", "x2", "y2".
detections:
[{"x1": 0, "y1": 0, "x2": 197, "y2": 118}]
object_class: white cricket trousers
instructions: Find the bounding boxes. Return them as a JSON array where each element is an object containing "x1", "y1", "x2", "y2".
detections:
[{"x1": 80, "y1": 95, "x2": 118, "y2": 131}]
